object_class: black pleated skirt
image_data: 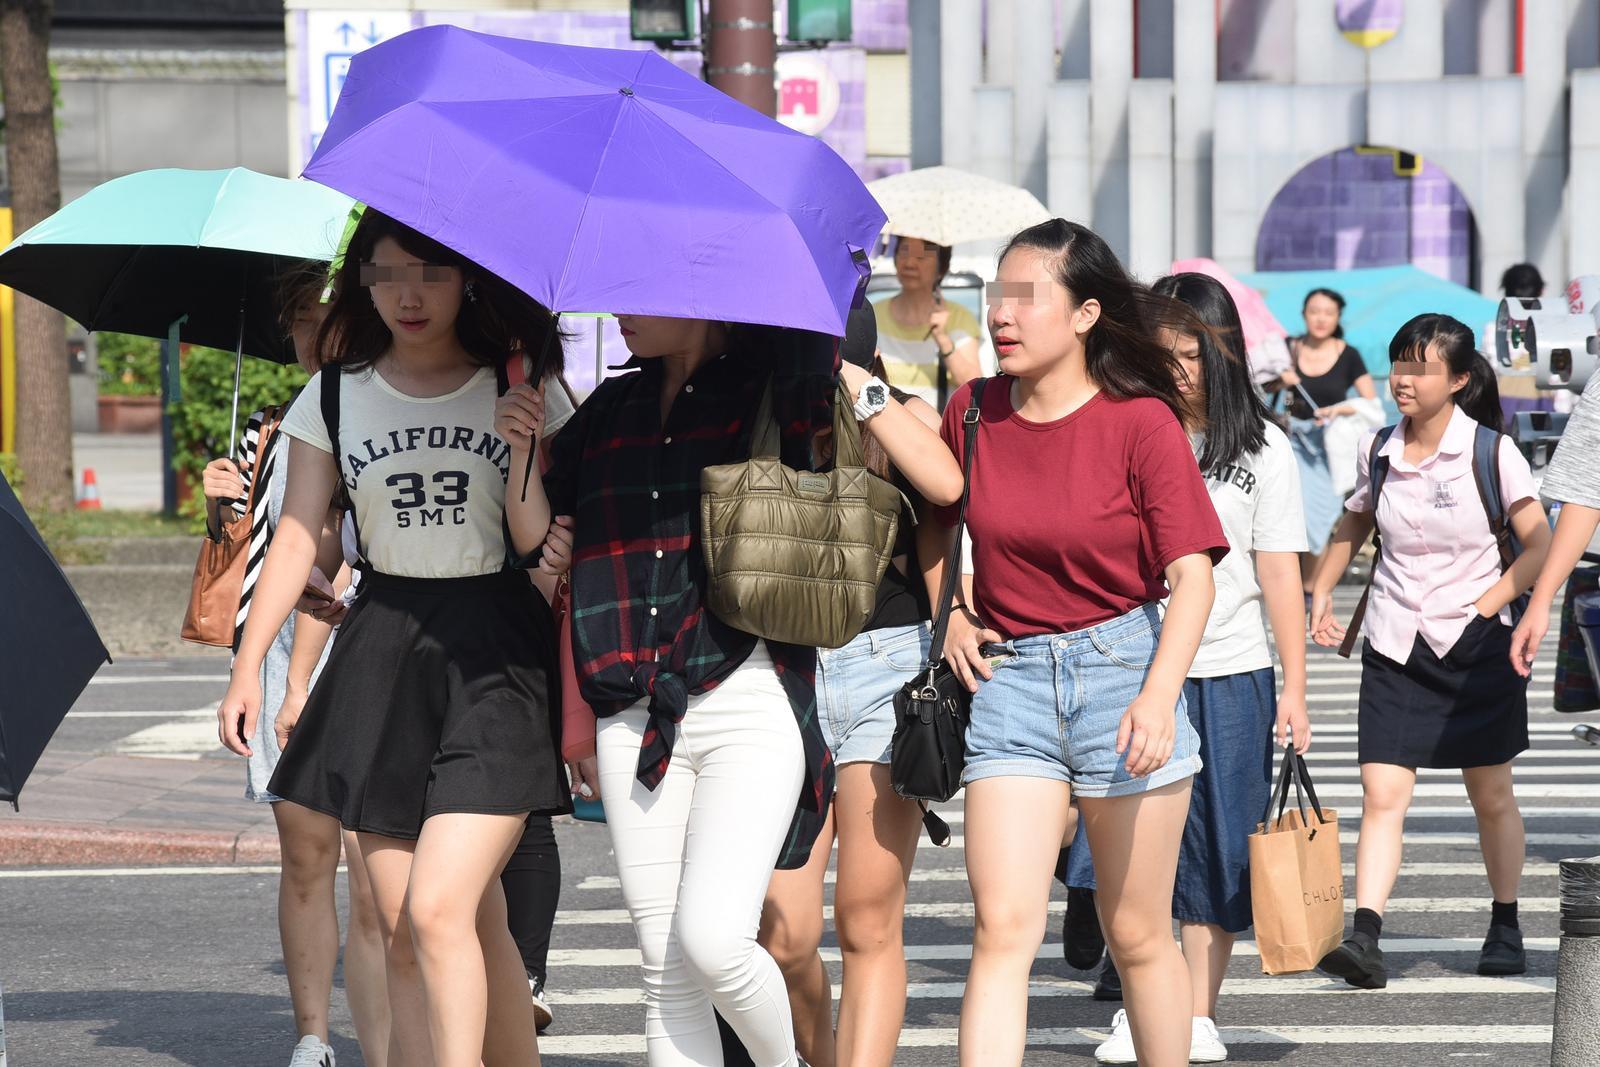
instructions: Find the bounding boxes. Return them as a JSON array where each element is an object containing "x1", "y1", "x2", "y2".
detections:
[
  {"x1": 268, "y1": 568, "x2": 572, "y2": 839},
  {"x1": 1358, "y1": 613, "x2": 1530, "y2": 769}
]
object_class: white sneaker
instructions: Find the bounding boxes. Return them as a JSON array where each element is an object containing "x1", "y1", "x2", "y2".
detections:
[
  {"x1": 528, "y1": 974, "x2": 554, "y2": 1033},
  {"x1": 1094, "y1": 1009, "x2": 1138, "y2": 1064},
  {"x1": 1190, "y1": 1016, "x2": 1229, "y2": 1062},
  {"x1": 288, "y1": 1035, "x2": 334, "y2": 1067}
]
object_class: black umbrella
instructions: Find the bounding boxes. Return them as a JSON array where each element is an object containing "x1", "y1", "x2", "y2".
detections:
[{"x1": 0, "y1": 470, "x2": 111, "y2": 807}]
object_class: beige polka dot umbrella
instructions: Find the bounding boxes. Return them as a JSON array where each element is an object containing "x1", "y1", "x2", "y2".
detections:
[{"x1": 865, "y1": 165, "x2": 1052, "y2": 248}]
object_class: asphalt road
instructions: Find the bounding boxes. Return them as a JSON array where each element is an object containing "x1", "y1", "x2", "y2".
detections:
[{"x1": 3, "y1": 599, "x2": 1596, "y2": 1066}]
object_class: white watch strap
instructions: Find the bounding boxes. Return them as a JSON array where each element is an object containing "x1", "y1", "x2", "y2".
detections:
[{"x1": 853, "y1": 376, "x2": 889, "y2": 421}]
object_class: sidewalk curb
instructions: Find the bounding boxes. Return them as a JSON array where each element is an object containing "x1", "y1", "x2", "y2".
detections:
[{"x1": 0, "y1": 822, "x2": 280, "y2": 867}]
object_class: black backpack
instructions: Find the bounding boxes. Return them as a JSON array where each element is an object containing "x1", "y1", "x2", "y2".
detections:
[{"x1": 1339, "y1": 421, "x2": 1530, "y2": 658}]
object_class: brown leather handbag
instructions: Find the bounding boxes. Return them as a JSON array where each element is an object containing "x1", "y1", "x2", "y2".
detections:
[{"x1": 181, "y1": 406, "x2": 284, "y2": 648}]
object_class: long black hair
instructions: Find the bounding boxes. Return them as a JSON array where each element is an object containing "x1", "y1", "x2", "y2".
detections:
[
  {"x1": 316, "y1": 209, "x2": 564, "y2": 378},
  {"x1": 1153, "y1": 273, "x2": 1272, "y2": 471},
  {"x1": 998, "y1": 219, "x2": 1187, "y2": 419},
  {"x1": 1301, "y1": 287, "x2": 1347, "y2": 340},
  {"x1": 1388, "y1": 313, "x2": 1502, "y2": 429}
]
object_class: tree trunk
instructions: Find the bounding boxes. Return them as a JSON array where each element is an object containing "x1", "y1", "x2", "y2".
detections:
[{"x1": 0, "y1": 0, "x2": 72, "y2": 512}]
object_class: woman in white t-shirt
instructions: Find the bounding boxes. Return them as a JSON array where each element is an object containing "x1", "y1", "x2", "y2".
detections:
[
  {"x1": 216, "y1": 210, "x2": 570, "y2": 1067},
  {"x1": 1071, "y1": 272, "x2": 1312, "y2": 1065}
]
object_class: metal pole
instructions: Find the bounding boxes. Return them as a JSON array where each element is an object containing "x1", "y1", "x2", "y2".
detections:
[
  {"x1": 705, "y1": 0, "x2": 777, "y2": 117},
  {"x1": 158, "y1": 316, "x2": 186, "y2": 517},
  {"x1": 1553, "y1": 856, "x2": 1600, "y2": 1065}
]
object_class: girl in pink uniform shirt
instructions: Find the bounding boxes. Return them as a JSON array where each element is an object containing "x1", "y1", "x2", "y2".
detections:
[{"x1": 1309, "y1": 314, "x2": 1551, "y2": 989}]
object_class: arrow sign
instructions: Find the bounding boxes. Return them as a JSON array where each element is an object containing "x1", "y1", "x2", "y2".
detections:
[{"x1": 336, "y1": 21, "x2": 356, "y2": 46}]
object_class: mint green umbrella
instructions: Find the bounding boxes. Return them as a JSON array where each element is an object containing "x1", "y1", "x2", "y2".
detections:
[{"x1": 0, "y1": 168, "x2": 356, "y2": 467}]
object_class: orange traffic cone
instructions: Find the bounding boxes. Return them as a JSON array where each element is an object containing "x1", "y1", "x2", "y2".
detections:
[{"x1": 76, "y1": 467, "x2": 102, "y2": 510}]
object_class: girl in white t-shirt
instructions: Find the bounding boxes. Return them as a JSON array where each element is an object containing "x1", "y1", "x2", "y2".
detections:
[
  {"x1": 216, "y1": 210, "x2": 569, "y2": 1067},
  {"x1": 1066, "y1": 272, "x2": 1312, "y2": 1065}
]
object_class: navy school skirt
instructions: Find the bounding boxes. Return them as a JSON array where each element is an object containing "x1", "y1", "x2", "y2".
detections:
[
  {"x1": 268, "y1": 568, "x2": 572, "y2": 839},
  {"x1": 1358, "y1": 614, "x2": 1529, "y2": 769}
]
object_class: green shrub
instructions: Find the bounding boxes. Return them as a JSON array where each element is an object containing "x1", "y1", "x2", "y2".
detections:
[
  {"x1": 0, "y1": 452, "x2": 19, "y2": 490},
  {"x1": 169, "y1": 345, "x2": 308, "y2": 522},
  {"x1": 97, "y1": 332, "x2": 164, "y2": 397}
]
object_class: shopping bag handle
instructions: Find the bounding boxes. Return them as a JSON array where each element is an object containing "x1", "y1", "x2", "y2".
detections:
[{"x1": 1264, "y1": 746, "x2": 1330, "y2": 831}]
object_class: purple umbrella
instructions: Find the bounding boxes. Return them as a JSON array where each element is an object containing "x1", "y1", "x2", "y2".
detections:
[{"x1": 303, "y1": 25, "x2": 884, "y2": 337}]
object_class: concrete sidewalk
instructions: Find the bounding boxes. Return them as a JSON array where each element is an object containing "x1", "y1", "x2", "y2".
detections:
[
  {"x1": 2, "y1": 748, "x2": 280, "y2": 867},
  {"x1": 0, "y1": 660, "x2": 278, "y2": 867}
]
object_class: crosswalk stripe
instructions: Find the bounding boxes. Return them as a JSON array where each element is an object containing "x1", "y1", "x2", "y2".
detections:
[
  {"x1": 1307, "y1": 722, "x2": 1585, "y2": 733},
  {"x1": 552, "y1": 896, "x2": 1559, "y2": 926},
  {"x1": 1278, "y1": 765, "x2": 1593, "y2": 777},
  {"x1": 546, "y1": 936, "x2": 1561, "y2": 969},
  {"x1": 912, "y1": 831, "x2": 1600, "y2": 851},
  {"x1": 921, "y1": 807, "x2": 1600, "y2": 827},
  {"x1": 574, "y1": 860, "x2": 1558, "y2": 891},
  {"x1": 545, "y1": 974, "x2": 1555, "y2": 1007},
  {"x1": 533, "y1": 1025, "x2": 1553, "y2": 1055},
  {"x1": 1299, "y1": 748, "x2": 1598, "y2": 760}
]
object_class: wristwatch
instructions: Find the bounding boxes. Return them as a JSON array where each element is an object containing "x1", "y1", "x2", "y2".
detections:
[{"x1": 853, "y1": 376, "x2": 891, "y2": 422}]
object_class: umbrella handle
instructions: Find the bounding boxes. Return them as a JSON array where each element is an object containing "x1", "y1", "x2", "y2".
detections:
[
  {"x1": 228, "y1": 304, "x2": 245, "y2": 461},
  {"x1": 520, "y1": 312, "x2": 562, "y2": 503}
]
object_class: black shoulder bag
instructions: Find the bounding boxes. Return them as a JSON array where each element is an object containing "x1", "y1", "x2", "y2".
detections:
[{"x1": 890, "y1": 378, "x2": 988, "y2": 845}]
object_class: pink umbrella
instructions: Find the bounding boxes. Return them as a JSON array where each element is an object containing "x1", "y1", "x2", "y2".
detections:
[{"x1": 1170, "y1": 257, "x2": 1291, "y2": 383}]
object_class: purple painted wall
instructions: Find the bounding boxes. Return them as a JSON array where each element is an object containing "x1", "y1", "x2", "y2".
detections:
[{"x1": 1255, "y1": 147, "x2": 1474, "y2": 287}]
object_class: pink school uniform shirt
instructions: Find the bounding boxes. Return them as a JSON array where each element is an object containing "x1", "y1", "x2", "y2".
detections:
[{"x1": 1344, "y1": 404, "x2": 1538, "y2": 665}]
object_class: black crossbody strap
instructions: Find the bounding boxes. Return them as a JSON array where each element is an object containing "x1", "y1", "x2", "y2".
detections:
[
  {"x1": 320, "y1": 367, "x2": 367, "y2": 571},
  {"x1": 926, "y1": 378, "x2": 989, "y2": 667}
]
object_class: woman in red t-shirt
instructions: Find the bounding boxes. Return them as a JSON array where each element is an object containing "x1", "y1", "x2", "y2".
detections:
[{"x1": 922, "y1": 220, "x2": 1228, "y2": 1067}]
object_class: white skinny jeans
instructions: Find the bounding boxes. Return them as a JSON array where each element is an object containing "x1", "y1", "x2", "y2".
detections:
[{"x1": 597, "y1": 645, "x2": 806, "y2": 1067}]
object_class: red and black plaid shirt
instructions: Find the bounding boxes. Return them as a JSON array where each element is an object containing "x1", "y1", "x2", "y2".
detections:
[{"x1": 544, "y1": 325, "x2": 837, "y2": 870}]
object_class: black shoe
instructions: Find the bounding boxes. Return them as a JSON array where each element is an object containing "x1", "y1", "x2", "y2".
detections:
[
  {"x1": 1318, "y1": 932, "x2": 1387, "y2": 989},
  {"x1": 1063, "y1": 886, "x2": 1106, "y2": 970},
  {"x1": 1092, "y1": 956, "x2": 1123, "y2": 1001},
  {"x1": 1477, "y1": 924, "x2": 1527, "y2": 976}
]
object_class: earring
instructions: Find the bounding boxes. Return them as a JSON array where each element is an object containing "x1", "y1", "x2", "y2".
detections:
[{"x1": 464, "y1": 280, "x2": 477, "y2": 303}]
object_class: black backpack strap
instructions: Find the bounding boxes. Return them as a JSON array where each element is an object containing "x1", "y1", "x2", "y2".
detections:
[
  {"x1": 1469, "y1": 423, "x2": 1530, "y2": 624},
  {"x1": 1339, "y1": 425, "x2": 1397, "y2": 659},
  {"x1": 320, "y1": 366, "x2": 367, "y2": 571}
]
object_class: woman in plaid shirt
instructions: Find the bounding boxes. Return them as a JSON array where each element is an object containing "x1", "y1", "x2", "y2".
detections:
[{"x1": 529, "y1": 315, "x2": 836, "y2": 1067}]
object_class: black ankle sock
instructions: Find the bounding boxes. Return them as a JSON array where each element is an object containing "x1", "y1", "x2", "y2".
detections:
[
  {"x1": 1354, "y1": 907, "x2": 1383, "y2": 942},
  {"x1": 1492, "y1": 899, "x2": 1519, "y2": 929}
]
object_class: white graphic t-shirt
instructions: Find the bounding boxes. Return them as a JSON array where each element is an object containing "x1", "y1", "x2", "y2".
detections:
[
  {"x1": 1180, "y1": 422, "x2": 1308, "y2": 678},
  {"x1": 280, "y1": 360, "x2": 572, "y2": 579}
]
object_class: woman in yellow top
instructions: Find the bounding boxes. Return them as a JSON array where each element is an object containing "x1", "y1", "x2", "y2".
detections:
[{"x1": 873, "y1": 235, "x2": 983, "y2": 407}]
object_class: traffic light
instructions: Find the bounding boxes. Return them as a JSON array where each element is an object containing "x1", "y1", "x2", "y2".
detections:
[
  {"x1": 630, "y1": 0, "x2": 695, "y2": 42},
  {"x1": 787, "y1": 0, "x2": 851, "y2": 43}
]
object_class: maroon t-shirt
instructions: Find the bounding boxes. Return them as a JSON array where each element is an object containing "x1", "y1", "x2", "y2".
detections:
[{"x1": 938, "y1": 379, "x2": 1228, "y2": 639}]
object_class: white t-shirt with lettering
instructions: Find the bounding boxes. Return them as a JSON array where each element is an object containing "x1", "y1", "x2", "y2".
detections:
[
  {"x1": 280, "y1": 361, "x2": 574, "y2": 579},
  {"x1": 1180, "y1": 422, "x2": 1308, "y2": 678}
]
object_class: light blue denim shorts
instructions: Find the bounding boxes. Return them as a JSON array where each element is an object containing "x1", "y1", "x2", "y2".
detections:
[
  {"x1": 817, "y1": 622, "x2": 931, "y2": 767},
  {"x1": 963, "y1": 603, "x2": 1202, "y2": 798}
]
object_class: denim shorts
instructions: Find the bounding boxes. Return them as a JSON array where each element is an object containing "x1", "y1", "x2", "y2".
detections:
[
  {"x1": 963, "y1": 603, "x2": 1203, "y2": 798},
  {"x1": 817, "y1": 622, "x2": 931, "y2": 767}
]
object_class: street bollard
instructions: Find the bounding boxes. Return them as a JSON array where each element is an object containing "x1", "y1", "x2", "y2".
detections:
[{"x1": 1552, "y1": 856, "x2": 1600, "y2": 1066}]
